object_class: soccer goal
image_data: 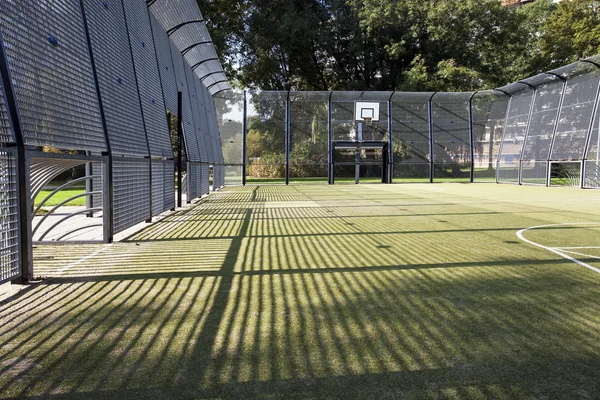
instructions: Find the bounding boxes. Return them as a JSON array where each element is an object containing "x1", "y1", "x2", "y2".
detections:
[{"x1": 548, "y1": 161, "x2": 583, "y2": 187}]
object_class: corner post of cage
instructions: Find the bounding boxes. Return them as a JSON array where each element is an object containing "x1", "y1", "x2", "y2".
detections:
[
  {"x1": 581, "y1": 63, "x2": 600, "y2": 188},
  {"x1": 546, "y1": 75, "x2": 568, "y2": 187},
  {"x1": 468, "y1": 92, "x2": 478, "y2": 183},
  {"x1": 120, "y1": 0, "x2": 153, "y2": 222},
  {"x1": 285, "y1": 90, "x2": 291, "y2": 185},
  {"x1": 177, "y1": 91, "x2": 183, "y2": 207},
  {"x1": 495, "y1": 90, "x2": 513, "y2": 184},
  {"x1": 428, "y1": 92, "x2": 437, "y2": 183},
  {"x1": 328, "y1": 91, "x2": 333, "y2": 184},
  {"x1": 518, "y1": 83, "x2": 537, "y2": 185},
  {"x1": 387, "y1": 91, "x2": 395, "y2": 183},
  {"x1": 242, "y1": 90, "x2": 247, "y2": 185}
]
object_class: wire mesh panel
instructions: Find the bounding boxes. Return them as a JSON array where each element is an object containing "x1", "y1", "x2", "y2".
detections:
[
  {"x1": 150, "y1": 13, "x2": 178, "y2": 115},
  {"x1": 246, "y1": 91, "x2": 287, "y2": 183},
  {"x1": 331, "y1": 92, "x2": 389, "y2": 142},
  {"x1": 171, "y1": 44, "x2": 201, "y2": 161},
  {"x1": 113, "y1": 159, "x2": 150, "y2": 233},
  {"x1": 214, "y1": 91, "x2": 243, "y2": 185},
  {"x1": 431, "y1": 92, "x2": 473, "y2": 181},
  {"x1": 289, "y1": 92, "x2": 329, "y2": 183},
  {"x1": 187, "y1": 161, "x2": 201, "y2": 200},
  {"x1": 391, "y1": 92, "x2": 433, "y2": 181},
  {"x1": 520, "y1": 76, "x2": 565, "y2": 184},
  {"x1": 123, "y1": 0, "x2": 172, "y2": 159},
  {"x1": 471, "y1": 91, "x2": 508, "y2": 182},
  {"x1": 201, "y1": 163, "x2": 210, "y2": 195},
  {"x1": 151, "y1": 159, "x2": 175, "y2": 215},
  {"x1": 549, "y1": 161, "x2": 582, "y2": 187},
  {"x1": 551, "y1": 63, "x2": 600, "y2": 161},
  {"x1": 497, "y1": 84, "x2": 534, "y2": 183},
  {"x1": 83, "y1": 0, "x2": 148, "y2": 157},
  {"x1": 584, "y1": 98, "x2": 600, "y2": 188},
  {"x1": 186, "y1": 64, "x2": 208, "y2": 162},
  {"x1": 0, "y1": 0, "x2": 106, "y2": 152},
  {"x1": 0, "y1": 79, "x2": 15, "y2": 144},
  {"x1": 0, "y1": 150, "x2": 19, "y2": 283}
]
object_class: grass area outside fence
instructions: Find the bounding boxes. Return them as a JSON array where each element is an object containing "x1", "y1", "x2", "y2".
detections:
[{"x1": 2, "y1": 183, "x2": 600, "y2": 399}]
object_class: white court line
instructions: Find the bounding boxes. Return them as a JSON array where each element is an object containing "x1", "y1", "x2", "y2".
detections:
[
  {"x1": 552, "y1": 246, "x2": 600, "y2": 250},
  {"x1": 516, "y1": 222, "x2": 600, "y2": 275},
  {"x1": 57, "y1": 244, "x2": 112, "y2": 274},
  {"x1": 554, "y1": 250, "x2": 600, "y2": 261}
]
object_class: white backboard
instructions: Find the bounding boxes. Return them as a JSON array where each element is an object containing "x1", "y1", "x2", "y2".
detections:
[{"x1": 354, "y1": 101, "x2": 381, "y2": 122}]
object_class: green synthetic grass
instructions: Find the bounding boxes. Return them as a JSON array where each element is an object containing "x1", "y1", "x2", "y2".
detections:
[
  {"x1": 3, "y1": 183, "x2": 600, "y2": 399},
  {"x1": 35, "y1": 188, "x2": 87, "y2": 207}
]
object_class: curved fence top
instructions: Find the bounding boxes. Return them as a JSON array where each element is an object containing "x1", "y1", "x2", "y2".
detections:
[{"x1": 149, "y1": 0, "x2": 230, "y2": 95}]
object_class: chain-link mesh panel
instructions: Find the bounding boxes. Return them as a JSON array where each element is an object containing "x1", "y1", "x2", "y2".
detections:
[
  {"x1": 150, "y1": 13, "x2": 178, "y2": 115},
  {"x1": 247, "y1": 91, "x2": 287, "y2": 181},
  {"x1": 0, "y1": 150, "x2": 19, "y2": 283},
  {"x1": 289, "y1": 92, "x2": 329, "y2": 182},
  {"x1": 471, "y1": 91, "x2": 508, "y2": 182},
  {"x1": 123, "y1": 0, "x2": 172, "y2": 159},
  {"x1": 83, "y1": 0, "x2": 148, "y2": 157},
  {"x1": 0, "y1": 0, "x2": 106, "y2": 152},
  {"x1": 0, "y1": 79, "x2": 15, "y2": 144},
  {"x1": 431, "y1": 92, "x2": 472, "y2": 181},
  {"x1": 391, "y1": 92, "x2": 433, "y2": 181},
  {"x1": 113, "y1": 159, "x2": 150, "y2": 233},
  {"x1": 171, "y1": 43, "x2": 200, "y2": 161},
  {"x1": 551, "y1": 69, "x2": 600, "y2": 161},
  {"x1": 497, "y1": 86, "x2": 534, "y2": 183}
]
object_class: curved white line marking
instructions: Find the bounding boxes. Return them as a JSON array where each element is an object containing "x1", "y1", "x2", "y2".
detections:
[{"x1": 516, "y1": 222, "x2": 600, "y2": 275}]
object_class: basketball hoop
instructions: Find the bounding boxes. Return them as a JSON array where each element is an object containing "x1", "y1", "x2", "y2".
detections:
[{"x1": 363, "y1": 116, "x2": 373, "y2": 126}]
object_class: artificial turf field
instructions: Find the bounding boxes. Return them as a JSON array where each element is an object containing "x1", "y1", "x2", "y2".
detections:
[{"x1": 1, "y1": 183, "x2": 600, "y2": 399}]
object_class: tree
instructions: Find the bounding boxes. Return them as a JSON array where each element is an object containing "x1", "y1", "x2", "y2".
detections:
[{"x1": 538, "y1": 0, "x2": 600, "y2": 69}]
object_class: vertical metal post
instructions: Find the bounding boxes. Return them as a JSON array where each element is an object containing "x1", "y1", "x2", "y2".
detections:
[
  {"x1": 177, "y1": 91, "x2": 183, "y2": 207},
  {"x1": 356, "y1": 123, "x2": 362, "y2": 184},
  {"x1": 328, "y1": 92, "x2": 333, "y2": 184},
  {"x1": 387, "y1": 93, "x2": 394, "y2": 183},
  {"x1": 468, "y1": 92, "x2": 478, "y2": 183},
  {"x1": 496, "y1": 95, "x2": 513, "y2": 183},
  {"x1": 285, "y1": 90, "x2": 291, "y2": 185},
  {"x1": 242, "y1": 90, "x2": 247, "y2": 185},
  {"x1": 80, "y1": 0, "x2": 113, "y2": 242},
  {"x1": 428, "y1": 93, "x2": 436, "y2": 183}
]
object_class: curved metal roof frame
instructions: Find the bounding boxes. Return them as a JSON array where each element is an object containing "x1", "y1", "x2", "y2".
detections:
[{"x1": 148, "y1": 0, "x2": 230, "y2": 96}]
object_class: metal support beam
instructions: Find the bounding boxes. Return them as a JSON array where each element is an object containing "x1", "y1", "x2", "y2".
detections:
[
  {"x1": 285, "y1": 90, "x2": 291, "y2": 185},
  {"x1": 177, "y1": 91, "x2": 183, "y2": 207},
  {"x1": 496, "y1": 96, "x2": 513, "y2": 184},
  {"x1": 242, "y1": 90, "x2": 247, "y2": 185},
  {"x1": 166, "y1": 20, "x2": 205, "y2": 36},
  {"x1": 428, "y1": 92, "x2": 437, "y2": 183},
  {"x1": 328, "y1": 92, "x2": 333, "y2": 184},
  {"x1": 191, "y1": 58, "x2": 218, "y2": 70},
  {"x1": 468, "y1": 92, "x2": 478, "y2": 183},
  {"x1": 387, "y1": 92, "x2": 395, "y2": 183}
]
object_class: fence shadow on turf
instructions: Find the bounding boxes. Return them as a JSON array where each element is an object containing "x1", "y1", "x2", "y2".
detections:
[{"x1": 2, "y1": 186, "x2": 600, "y2": 398}]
